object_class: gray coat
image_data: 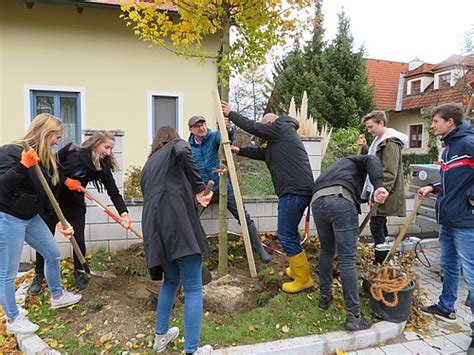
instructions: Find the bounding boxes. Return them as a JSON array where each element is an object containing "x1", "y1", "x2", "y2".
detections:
[{"x1": 140, "y1": 139, "x2": 209, "y2": 280}]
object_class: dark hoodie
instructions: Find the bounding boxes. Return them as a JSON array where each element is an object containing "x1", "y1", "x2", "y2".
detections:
[
  {"x1": 228, "y1": 111, "x2": 313, "y2": 197},
  {"x1": 431, "y1": 122, "x2": 474, "y2": 228}
]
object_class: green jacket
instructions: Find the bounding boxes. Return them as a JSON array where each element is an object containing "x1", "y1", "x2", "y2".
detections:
[{"x1": 374, "y1": 137, "x2": 406, "y2": 217}]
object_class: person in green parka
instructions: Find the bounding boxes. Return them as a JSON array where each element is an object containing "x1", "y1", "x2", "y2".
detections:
[{"x1": 358, "y1": 110, "x2": 408, "y2": 264}]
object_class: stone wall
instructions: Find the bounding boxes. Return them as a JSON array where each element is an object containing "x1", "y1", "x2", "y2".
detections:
[{"x1": 21, "y1": 194, "x2": 433, "y2": 262}]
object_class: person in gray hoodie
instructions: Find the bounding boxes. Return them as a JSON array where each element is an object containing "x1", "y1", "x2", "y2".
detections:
[{"x1": 358, "y1": 110, "x2": 409, "y2": 264}]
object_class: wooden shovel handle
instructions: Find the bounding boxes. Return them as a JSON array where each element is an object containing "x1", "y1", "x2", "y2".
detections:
[
  {"x1": 197, "y1": 180, "x2": 214, "y2": 216},
  {"x1": 21, "y1": 142, "x2": 89, "y2": 269},
  {"x1": 359, "y1": 202, "x2": 378, "y2": 235},
  {"x1": 79, "y1": 185, "x2": 143, "y2": 238},
  {"x1": 383, "y1": 195, "x2": 426, "y2": 264}
]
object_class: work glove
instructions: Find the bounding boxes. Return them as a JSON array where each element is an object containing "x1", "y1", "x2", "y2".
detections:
[
  {"x1": 20, "y1": 149, "x2": 39, "y2": 168},
  {"x1": 64, "y1": 178, "x2": 82, "y2": 192},
  {"x1": 120, "y1": 212, "x2": 131, "y2": 229},
  {"x1": 56, "y1": 222, "x2": 74, "y2": 238}
]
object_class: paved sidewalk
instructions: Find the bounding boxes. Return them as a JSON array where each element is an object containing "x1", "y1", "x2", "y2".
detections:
[{"x1": 348, "y1": 244, "x2": 472, "y2": 355}]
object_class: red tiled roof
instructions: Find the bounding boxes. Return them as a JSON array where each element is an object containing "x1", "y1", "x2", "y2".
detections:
[
  {"x1": 434, "y1": 54, "x2": 474, "y2": 71},
  {"x1": 365, "y1": 58, "x2": 409, "y2": 110},
  {"x1": 404, "y1": 63, "x2": 436, "y2": 78},
  {"x1": 401, "y1": 71, "x2": 474, "y2": 110}
]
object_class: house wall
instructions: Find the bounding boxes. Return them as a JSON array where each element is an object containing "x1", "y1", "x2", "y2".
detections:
[
  {"x1": 388, "y1": 110, "x2": 430, "y2": 153},
  {"x1": 0, "y1": 1, "x2": 220, "y2": 169}
]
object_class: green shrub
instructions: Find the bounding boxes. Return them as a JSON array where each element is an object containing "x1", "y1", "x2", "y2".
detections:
[
  {"x1": 321, "y1": 127, "x2": 361, "y2": 170},
  {"x1": 123, "y1": 165, "x2": 142, "y2": 199}
]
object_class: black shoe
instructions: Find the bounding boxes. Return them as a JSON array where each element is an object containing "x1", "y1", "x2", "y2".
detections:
[
  {"x1": 74, "y1": 271, "x2": 88, "y2": 290},
  {"x1": 318, "y1": 294, "x2": 333, "y2": 310},
  {"x1": 420, "y1": 304, "x2": 457, "y2": 323},
  {"x1": 345, "y1": 312, "x2": 372, "y2": 331},
  {"x1": 28, "y1": 274, "x2": 44, "y2": 295}
]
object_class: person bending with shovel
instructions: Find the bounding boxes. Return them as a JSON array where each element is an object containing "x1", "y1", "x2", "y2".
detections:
[
  {"x1": 29, "y1": 130, "x2": 131, "y2": 293},
  {"x1": 141, "y1": 126, "x2": 214, "y2": 355},
  {"x1": 312, "y1": 155, "x2": 388, "y2": 330},
  {"x1": 0, "y1": 113, "x2": 82, "y2": 334}
]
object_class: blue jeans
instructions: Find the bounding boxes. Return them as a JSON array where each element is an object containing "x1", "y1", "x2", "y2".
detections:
[
  {"x1": 312, "y1": 195, "x2": 360, "y2": 315},
  {"x1": 156, "y1": 254, "x2": 203, "y2": 353},
  {"x1": 278, "y1": 194, "x2": 311, "y2": 256},
  {"x1": 437, "y1": 225, "x2": 474, "y2": 335},
  {"x1": 0, "y1": 212, "x2": 62, "y2": 319}
]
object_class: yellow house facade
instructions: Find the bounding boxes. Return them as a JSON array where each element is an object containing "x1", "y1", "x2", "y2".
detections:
[{"x1": 0, "y1": 0, "x2": 220, "y2": 170}]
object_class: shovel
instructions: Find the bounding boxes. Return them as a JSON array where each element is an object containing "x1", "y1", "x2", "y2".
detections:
[
  {"x1": 79, "y1": 185, "x2": 143, "y2": 238},
  {"x1": 359, "y1": 202, "x2": 378, "y2": 236},
  {"x1": 197, "y1": 180, "x2": 214, "y2": 216},
  {"x1": 22, "y1": 142, "x2": 110, "y2": 278}
]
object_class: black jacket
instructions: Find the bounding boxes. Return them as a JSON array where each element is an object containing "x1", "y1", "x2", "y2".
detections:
[
  {"x1": 312, "y1": 155, "x2": 384, "y2": 213},
  {"x1": 0, "y1": 144, "x2": 51, "y2": 220},
  {"x1": 229, "y1": 112, "x2": 313, "y2": 197},
  {"x1": 140, "y1": 139, "x2": 209, "y2": 280},
  {"x1": 56, "y1": 143, "x2": 128, "y2": 217}
]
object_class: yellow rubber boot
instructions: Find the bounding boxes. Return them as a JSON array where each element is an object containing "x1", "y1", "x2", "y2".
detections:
[
  {"x1": 282, "y1": 251, "x2": 313, "y2": 293},
  {"x1": 285, "y1": 266, "x2": 293, "y2": 279}
]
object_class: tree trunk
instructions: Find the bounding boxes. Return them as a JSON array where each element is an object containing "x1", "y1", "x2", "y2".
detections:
[
  {"x1": 218, "y1": 146, "x2": 228, "y2": 278},
  {"x1": 217, "y1": 14, "x2": 231, "y2": 278}
]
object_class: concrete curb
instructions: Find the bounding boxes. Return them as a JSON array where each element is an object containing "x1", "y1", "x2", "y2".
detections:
[
  {"x1": 213, "y1": 321, "x2": 406, "y2": 355},
  {"x1": 15, "y1": 333, "x2": 60, "y2": 355}
]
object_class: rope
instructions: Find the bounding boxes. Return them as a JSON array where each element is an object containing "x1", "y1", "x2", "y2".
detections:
[{"x1": 369, "y1": 266, "x2": 412, "y2": 307}]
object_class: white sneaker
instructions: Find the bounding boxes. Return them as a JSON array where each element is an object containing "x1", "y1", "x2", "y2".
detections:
[
  {"x1": 6, "y1": 315, "x2": 39, "y2": 334},
  {"x1": 193, "y1": 345, "x2": 213, "y2": 355},
  {"x1": 154, "y1": 326, "x2": 180, "y2": 352},
  {"x1": 50, "y1": 290, "x2": 82, "y2": 309}
]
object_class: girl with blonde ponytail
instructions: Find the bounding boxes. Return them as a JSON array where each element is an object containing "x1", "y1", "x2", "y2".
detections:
[{"x1": 0, "y1": 114, "x2": 82, "y2": 335}]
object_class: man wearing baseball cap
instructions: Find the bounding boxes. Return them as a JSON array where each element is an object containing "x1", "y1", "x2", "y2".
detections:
[{"x1": 187, "y1": 115, "x2": 271, "y2": 263}]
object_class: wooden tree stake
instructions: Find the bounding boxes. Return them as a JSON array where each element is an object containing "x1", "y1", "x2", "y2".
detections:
[{"x1": 212, "y1": 89, "x2": 257, "y2": 278}]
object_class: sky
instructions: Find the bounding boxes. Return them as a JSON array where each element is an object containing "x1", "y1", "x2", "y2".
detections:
[{"x1": 321, "y1": 0, "x2": 473, "y2": 65}]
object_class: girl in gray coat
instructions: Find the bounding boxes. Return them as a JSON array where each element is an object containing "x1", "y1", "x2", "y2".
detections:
[{"x1": 140, "y1": 126, "x2": 213, "y2": 355}]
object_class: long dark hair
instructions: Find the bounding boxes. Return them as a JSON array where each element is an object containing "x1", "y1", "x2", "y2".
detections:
[{"x1": 149, "y1": 126, "x2": 180, "y2": 157}]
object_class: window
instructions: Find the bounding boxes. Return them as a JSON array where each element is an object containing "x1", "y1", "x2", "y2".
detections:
[
  {"x1": 409, "y1": 124, "x2": 423, "y2": 148},
  {"x1": 30, "y1": 90, "x2": 81, "y2": 145},
  {"x1": 410, "y1": 80, "x2": 421, "y2": 94},
  {"x1": 438, "y1": 73, "x2": 451, "y2": 89},
  {"x1": 152, "y1": 95, "x2": 178, "y2": 132}
]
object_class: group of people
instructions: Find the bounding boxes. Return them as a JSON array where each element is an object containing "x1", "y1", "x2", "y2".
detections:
[
  {"x1": 1, "y1": 101, "x2": 472, "y2": 354},
  {"x1": 0, "y1": 114, "x2": 131, "y2": 335}
]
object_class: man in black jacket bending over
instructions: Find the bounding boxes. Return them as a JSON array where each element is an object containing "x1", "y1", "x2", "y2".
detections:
[
  {"x1": 312, "y1": 155, "x2": 388, "y2": 331},
  {"x1": 221, "y1": 101, "x2": 314, "y2": 294}
]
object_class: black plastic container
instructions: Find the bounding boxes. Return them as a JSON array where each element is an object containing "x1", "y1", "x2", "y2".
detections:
[{"x1": 368, "y1": 281, "x2": 415, "y2": 323}]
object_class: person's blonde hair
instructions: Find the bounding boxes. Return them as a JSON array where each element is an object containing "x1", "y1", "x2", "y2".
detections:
[
  {"x1": 13, "y1": 113, "x2": 63, "y2": 185},
  {"x1": 81, "y1": 130, "x2": 119, "y2": 171}
]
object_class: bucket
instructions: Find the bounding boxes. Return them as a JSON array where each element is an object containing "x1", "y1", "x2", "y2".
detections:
[{"x1": 368, "y1": 281, "x2": 415, "y2": 323}]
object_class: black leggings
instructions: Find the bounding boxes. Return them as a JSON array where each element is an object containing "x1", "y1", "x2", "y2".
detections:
[
  {"x1": 370, "y1": 216, "x2": 388, "y2": 264},
  {"x1": 35, "y1": 213, "x2": 86, "y2": 274}
]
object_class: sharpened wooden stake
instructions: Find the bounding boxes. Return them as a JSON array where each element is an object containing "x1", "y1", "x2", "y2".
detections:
[{"x1": 212, "y1": 90, "x2": 257, "y2": 278}]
